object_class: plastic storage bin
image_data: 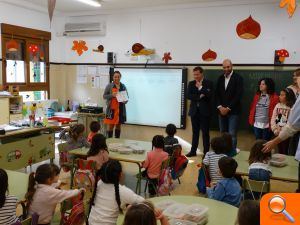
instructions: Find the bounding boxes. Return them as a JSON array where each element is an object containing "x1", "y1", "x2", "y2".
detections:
[
  {"x1": 182, "y1": 204, "x2": 209, "y2": 224},
  {"x1": 155, "y1": 200, "x2": 176, "y2": 211},
  {"x1": 169, "y1": 219, "x2": 197, "y2": 225}
]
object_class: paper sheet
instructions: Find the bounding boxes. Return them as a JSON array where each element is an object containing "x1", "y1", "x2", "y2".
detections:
[
  {"x1": 77, "y1": 65, "x2": 87, "y2": 84},
  {"x1": 88, "y1": 66, "x2": 97, "y2": 76},
  {"x1": 116, "y1": 91, "x2": 129, "y2": 102}
]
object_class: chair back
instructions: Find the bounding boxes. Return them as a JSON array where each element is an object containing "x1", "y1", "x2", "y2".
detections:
[{"x1": 242, "y1": 178, "x2": 270, "y2": 200}]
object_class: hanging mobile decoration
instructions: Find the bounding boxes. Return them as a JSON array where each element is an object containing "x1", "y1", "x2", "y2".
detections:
[
  {"x1": 162, "y1": 52, "x2": 172, "y2": 64},
  {"x1": 236, "y1": 15, "x2": 261, "y2": 39},
  {"x1": 202, "y1": 49, "x2": 217, "y2": 62},
  {"x1": 279, "y1": 0, "x2": 296, "y2": 17}
]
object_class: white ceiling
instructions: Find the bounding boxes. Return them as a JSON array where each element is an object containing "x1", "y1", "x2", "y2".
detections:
[{"x1": 4, "y1": 0, "x2": 268, "y2": 13}]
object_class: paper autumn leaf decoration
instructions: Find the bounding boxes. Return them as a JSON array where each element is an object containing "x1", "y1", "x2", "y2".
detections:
[
  {"x1": 202, "y1": 49, "x2": 217, "y2": 62},
  {"x1": 280, "y1": 0, "x2": 297, "y2": 17},
  {"x1": 162, "y1": 52, "x2": 172, "y2": 64},
  {"x1": 236, "y1": 15, "x2": 261, "y2": 40},
  {"x1": 72, "y1": 40, "x2": 88, "y2": 56}
]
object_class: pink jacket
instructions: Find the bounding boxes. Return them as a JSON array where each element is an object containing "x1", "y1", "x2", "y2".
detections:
[{"x1": 142, "y1": 148, "x2": 168, "y2": 179}]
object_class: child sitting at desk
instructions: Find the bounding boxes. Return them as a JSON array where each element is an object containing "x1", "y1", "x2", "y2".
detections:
[
  {"x1": 88, "y1": 121, "x2": 101, "y2": 143},
  {"x1": 65, "y1": 124, "x2": 90, "y2": 151},
  {"x1": 248, "y1": 140, "x2": 272, "y2": 182},
  {"x1": 207, "y1": 157, "x2": 241, "y2": 207},
  {"x1": 142, "y1": 135, "x2": 169, "y2": 196},
  {"x1": 87, "y1": 134, "x2": 109, "y2": 170},
  {"x1": 0, "y1": 169, "x2": 19, "y2": 225},
  {"x1": 202, "y1": 136, "x2": 229, "y2": 184},
  {"x1": 163, "y1": 123, "x2": 179, "y2": 156}
]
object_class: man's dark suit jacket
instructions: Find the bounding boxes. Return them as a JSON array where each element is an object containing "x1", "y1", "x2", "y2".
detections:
[
  {"x1": 215, "y1": 72, "x2": 244, "y2": 115},
  {"x1": 187, "y1": 79, "x2": 213, "y2": 117}
]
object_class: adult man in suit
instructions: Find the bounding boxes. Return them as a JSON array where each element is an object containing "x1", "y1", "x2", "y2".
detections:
[
  {"x1": 216, "y1": 59, "x2": 243, "y2": 150},
  {"x1": 186, "y1": 66, "x2": 213, "y2": 157}
]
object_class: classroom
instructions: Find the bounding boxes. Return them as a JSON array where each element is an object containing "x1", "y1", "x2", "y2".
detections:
[{"x1": 0, "y1": 0, "x2": 300, "y2": 225}]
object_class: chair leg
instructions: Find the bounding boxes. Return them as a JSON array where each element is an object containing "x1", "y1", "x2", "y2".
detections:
[
  {"x1": 178, "y1": 178, "x2": 181, "y2": 184},
  {"x1": 144, "y1": 180, "x2": 148, "y2": 196}
]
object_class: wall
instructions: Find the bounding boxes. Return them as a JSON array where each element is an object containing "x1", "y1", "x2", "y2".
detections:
[{"x1": 62, "y1": 1, "x2": 300, "y2": 64}]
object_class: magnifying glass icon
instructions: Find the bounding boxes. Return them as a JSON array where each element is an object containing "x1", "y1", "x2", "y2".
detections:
[{"x1": 268, "y1": 195, "x2": 295, "y2": 223}]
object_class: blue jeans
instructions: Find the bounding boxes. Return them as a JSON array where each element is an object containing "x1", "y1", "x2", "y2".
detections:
[
  {"x1": 249, "y1": 169, "x2": 271, "y2": 182},
  {"x1": 218, "y1": 115, "x2": 239, "y2": 150},
  {"x1": 253, "y1": 127, "x2": 272, "y2": 141}
]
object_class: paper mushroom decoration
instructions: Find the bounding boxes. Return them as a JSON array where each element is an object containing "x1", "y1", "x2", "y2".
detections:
[
  {"x1": 236, "y1": 16, "x2": 261, "y2": 40},
  {"x1": 6, "y1": 39, "x2": 18, "y2": 52},
  {"x1": 28, "y1": 44, "x2": 39, "y2": 55},
  {"x1": 276, "y1": 49, "x2": 289, "y2": 63},
  {"x1": 202, "y1": 49, "x2": 217, "y2": 62}
]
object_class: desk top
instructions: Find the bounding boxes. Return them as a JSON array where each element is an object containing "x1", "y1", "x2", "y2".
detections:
[
  {"x1": 117, "y1": 195, "x2": 238, "y2": 225},
  {"x1": 6, "y1": 170, "x2": 29, "y2": 200},
  {"x1": 69, "y1": 138, "x2": 152, "y2": 164},
  {"x1": 0, "y1": 125, "x2": 60, "y2": 139},
  {"x1": 234, "y1": 151, "x2": 298, "y2": 182},
  {"x1": 76, "y1": 112, "x2": 105, "y2": 117}
]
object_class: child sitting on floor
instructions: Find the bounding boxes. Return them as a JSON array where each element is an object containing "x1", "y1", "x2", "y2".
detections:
[{"x1": 207, "y1": 156, "x2": 241, "y2": 207}]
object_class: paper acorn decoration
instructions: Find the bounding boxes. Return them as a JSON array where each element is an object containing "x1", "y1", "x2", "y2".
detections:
[
  {"x1": 280, "y1": 0, "x2": 296, "y2": 17},
  {"x1": 202, "y1": 49, "x2": 217, "y2": 62},
  {"x1": 236, "y1": 16, "x2": 261, "y2": 40},
  {"x1": 162, "y1": 52, "x2": 172, "y2": 64},
  {"x1": 72, "y1": 40, "x2": 88, "y2": 56},
  {"x1": 6, "y1": 39, "x2": 18, "y2": 52},
  {"x1": 276, "y1": 49, "x2": 289, "y2": 62},
  {"x1": 93, "y1": 44, "x2": 104, "y2": 53}
]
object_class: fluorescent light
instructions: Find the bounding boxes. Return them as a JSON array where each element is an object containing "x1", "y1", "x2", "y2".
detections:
[{"x1": 76, "y1": 0, "x2": 101, "y2": 7}]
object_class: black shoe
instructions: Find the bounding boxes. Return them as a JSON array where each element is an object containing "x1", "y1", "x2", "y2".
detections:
[{"x1": 185, "y1": 151, "x2": 197, "y2": 157}]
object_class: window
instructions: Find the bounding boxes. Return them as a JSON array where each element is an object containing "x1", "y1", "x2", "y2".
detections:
[{"x1": 1, "y1": 23, "x2": 51, "y2": 99}]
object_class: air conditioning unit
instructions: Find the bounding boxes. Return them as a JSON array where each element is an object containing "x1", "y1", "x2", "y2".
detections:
[{"x1": 63, "y1": 22, "x2": 106, "y2": 36}]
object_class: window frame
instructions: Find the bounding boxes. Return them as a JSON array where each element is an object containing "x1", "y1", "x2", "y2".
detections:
[{"x1": 1, "y1": 23, "x2": 51, "y2": 97}]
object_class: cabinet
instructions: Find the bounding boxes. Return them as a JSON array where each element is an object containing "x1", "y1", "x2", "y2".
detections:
[
  {"x1": 0, "y1": 98, "x2": 9, "y2": 124},
  {"x1": 0, "y1": 96, "x2": 23, "y2": 124}
]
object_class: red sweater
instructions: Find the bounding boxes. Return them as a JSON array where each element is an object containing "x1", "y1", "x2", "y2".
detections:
[{"x1": 248, "y1": 93, "x2": 279, "y2": 126}]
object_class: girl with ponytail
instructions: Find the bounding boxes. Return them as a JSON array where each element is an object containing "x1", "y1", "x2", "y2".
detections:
[
  {"x1": 25, "y1": 164, "x2": 84, "y2": 225},
  {"x1": 89, "y1": 159, "x2": 144, "y2": 225}
]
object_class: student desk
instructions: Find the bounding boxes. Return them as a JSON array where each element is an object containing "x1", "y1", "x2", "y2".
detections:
[
  {"x1": 69, "y1": 138, "x2": 152, "y2": 193},
  {"x1": 116, "y1": 195, "x2": 238, "y2": 225},
  {"x1": 0, "y1": 126, "x2": 56, "y2": 170},
  {"x1": 234, "y1": 151, "x2": 298, "y2": 182},
  {"x1": 6, "y1": 170, "x2": 29, "y2": 200}
]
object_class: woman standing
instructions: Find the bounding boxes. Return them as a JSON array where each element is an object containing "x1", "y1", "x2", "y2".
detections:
[
  {"x1": 288, "y1": 68, "x2": 300, "y2": 98},
  {"x1": 103, "y1": 71, "x2": 128, "y2": 138},
  {"x1": 248, "y1": 78, "x2": 279, "y2": 140}
]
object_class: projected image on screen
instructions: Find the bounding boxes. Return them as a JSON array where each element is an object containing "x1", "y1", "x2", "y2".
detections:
[{"x1": 116, "y1": 68, "x2": 186, "y2": 128}]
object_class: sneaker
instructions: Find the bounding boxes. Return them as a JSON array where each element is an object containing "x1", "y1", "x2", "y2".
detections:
[{"x1": 185, "y1": 151, "x2": 197, "y2": 157}]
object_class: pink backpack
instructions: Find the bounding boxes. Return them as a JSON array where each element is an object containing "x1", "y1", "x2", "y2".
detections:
[
  {"x1": 158, "y1": 167, "x2": 174, "y2": 196},
  {"x1": 73, "y1": 159, "x2": 96, "y2": 192},
  {"x1": 60, "y1": 193, "x2": 85, "y2": 225}
]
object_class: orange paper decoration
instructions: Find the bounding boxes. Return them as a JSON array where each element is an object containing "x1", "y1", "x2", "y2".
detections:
[
  {"x1": 236, "y1": 15, "x2": 261, "y2": 40},
  {"x1": 28, "y1": 44, "x2": 39, "y2": 55},
  {"x1": 132, "y1": 43, "x2": 144, "y2": 53},
  {"x1": 72, "y1": 40, "x2": 88, "y2": 56},
  {"x1": 280, "y1": 0, "x2": 296, "y2": 17},
  {"x1": 162, "y1": 52, "x2": 172, "y2": 64},
  {"x1": 93, "y1": 44, "x2": 104, "y2": 53},
  {"x1": 6, "y1": 39, "x2": 18, "y2": 52},
  {"x1": 202, "y1": 49, "x2": 217, "y2": 62}
]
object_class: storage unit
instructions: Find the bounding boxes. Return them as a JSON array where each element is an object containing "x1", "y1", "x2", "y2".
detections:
[{"x1": 0, "y1": 98, "x2": 10, "y2": 124}]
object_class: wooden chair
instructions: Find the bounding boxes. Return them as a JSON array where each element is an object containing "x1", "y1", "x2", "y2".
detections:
[{"x1": 242, "y1": 177, "x2": 270, "y2": 200}]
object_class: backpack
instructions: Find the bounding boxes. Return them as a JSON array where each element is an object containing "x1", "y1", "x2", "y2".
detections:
[
  {"x1": 158, "y1": 167, "x2": 174, "y2": 196},
  {"x1": 73, "y1": 160, "x2": 96, "y2": 192},
  {"x1": 60, "y1": 193, "x2": 85, "y2": 225},
  {"x1": 171, "y1": 155, "x2": 188, "y2": 180},
  {"x1": 196, "y1": 165, "x2": 210, "y2": 194}
]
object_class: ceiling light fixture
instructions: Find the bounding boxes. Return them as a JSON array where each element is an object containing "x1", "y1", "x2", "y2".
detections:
[{"x1": 76, "y1": 0, "x2": 101, "y2": 7}]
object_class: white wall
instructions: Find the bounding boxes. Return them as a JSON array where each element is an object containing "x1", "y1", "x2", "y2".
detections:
[
  {"x1": 62, "y1": 2, "x2": 300, "y2": 64},
  {"x1": 0, "y1": 1, "x2": 65, "y2": 62}
]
